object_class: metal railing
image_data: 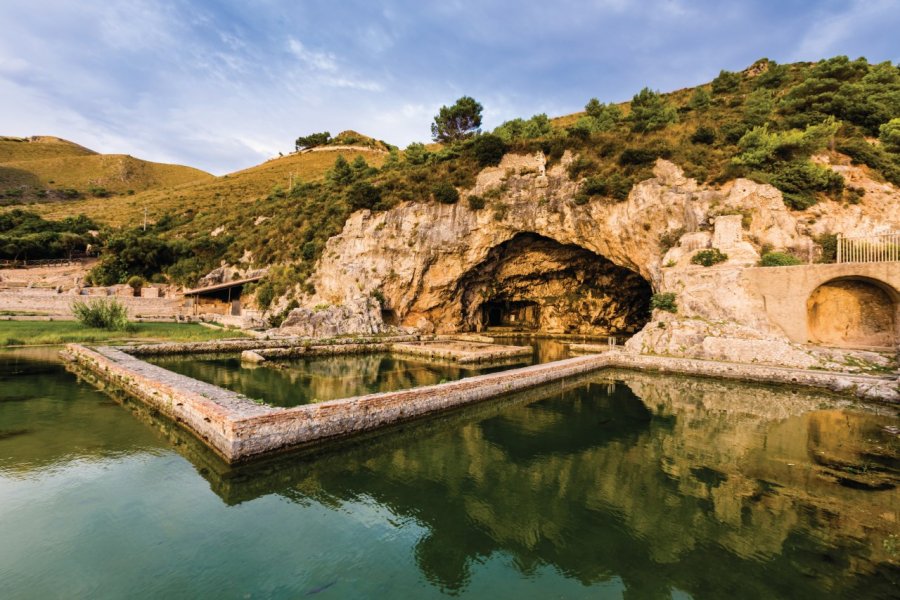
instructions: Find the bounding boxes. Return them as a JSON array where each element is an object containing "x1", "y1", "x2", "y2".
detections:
[{"x1": 836, "y1": 232, "x2": 900, "y2": 264}]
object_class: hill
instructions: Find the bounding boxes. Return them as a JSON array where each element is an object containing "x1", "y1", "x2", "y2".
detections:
[
  {"x1": 6, "y1": 55, "x2": 900, "y2": 297},
  {"x1": 0, "y1": 136, "x2": 213, "y2": 204}
]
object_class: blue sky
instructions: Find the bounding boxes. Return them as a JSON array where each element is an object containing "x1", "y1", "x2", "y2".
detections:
[{"x1": 1, "y1": 0, "x2": 898, "y2": 174}]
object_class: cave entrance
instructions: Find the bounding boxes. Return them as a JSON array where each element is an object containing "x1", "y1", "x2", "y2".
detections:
[
  {"x1": 459, "y1": 233, "x2": 652, "y2": 336},
  {"x1": 807, "y1": 278, "x2": 898, "y2": 349},
  {"x1": 482, "y1": 300, "x2": 540, "y2": 329}
]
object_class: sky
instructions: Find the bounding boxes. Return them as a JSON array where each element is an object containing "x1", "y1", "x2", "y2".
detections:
[{"x1": 1, "y1": 0, "x2": 898, "y2": 175}]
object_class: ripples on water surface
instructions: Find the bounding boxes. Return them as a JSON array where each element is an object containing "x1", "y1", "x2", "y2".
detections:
[{"x1": 1, "y1": 348, "x2": 898, "y2": 599}]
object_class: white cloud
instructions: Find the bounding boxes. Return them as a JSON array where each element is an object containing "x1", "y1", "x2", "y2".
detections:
[{"x1": 288, "y1": 39, "x2": 338, "y2": 72}]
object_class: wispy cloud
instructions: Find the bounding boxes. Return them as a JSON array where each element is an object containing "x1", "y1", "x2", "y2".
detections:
[{"x1": 0, "y1": 0, "x2": 896, "y2": 174}]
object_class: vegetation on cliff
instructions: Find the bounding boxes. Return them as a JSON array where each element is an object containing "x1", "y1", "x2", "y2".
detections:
[{"x1": 4, "y1": 56, "x2": 899, "y2": 297}]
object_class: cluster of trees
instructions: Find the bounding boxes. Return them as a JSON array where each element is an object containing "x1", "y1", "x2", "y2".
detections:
[
  {"x1": 88, "y1": 223, "x2": 232, "y2": 286},
  {"x1": 0, "y1": 210, "x2": 99, "y2": 260}
]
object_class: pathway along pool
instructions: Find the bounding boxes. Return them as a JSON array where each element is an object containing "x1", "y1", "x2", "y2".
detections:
[{"x1": 1, "y1": 348, "x2": 898, "y2": 598}]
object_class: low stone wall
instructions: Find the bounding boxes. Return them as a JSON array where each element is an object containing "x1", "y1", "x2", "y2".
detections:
[
  {"x1": 0, "y1": 290, "x2": 183, "y2": 318},
  {"x1": 125, "y1": 334, "x2": 423, "y2": 356},
  {"x1": 64, "y1": 342, "x2": 898, "y2": 464},
  {"x1": 390, "y1": 341, "x2": 532, "y2": 364},
  {"x1": 604, "y1": 352, "x2": 899, "y2": 403}
]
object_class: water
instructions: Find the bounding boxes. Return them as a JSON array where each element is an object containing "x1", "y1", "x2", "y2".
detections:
[
  {"x1": 147, "y1": 353, "x2": 525, "y2": 407},
  {"x1": 1, "y1": 349, "x2": 899, "y2": 599}
]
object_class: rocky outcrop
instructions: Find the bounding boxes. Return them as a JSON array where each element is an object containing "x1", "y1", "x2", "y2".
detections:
[
  {"x1": 280, "y1": 295, "x2": 384, "y2": 337},
  {"x1": 292, "y1": 152, "x2": 898, "y2": 369}
]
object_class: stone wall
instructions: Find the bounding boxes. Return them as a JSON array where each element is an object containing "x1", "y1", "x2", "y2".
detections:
[{"x1": 0, "y1": 290, "x2": 183, "y2": 317}]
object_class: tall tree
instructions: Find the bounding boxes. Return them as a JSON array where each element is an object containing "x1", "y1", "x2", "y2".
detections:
[{"x1": 431, "y1": 96, "x2": 483, "y2": 142}]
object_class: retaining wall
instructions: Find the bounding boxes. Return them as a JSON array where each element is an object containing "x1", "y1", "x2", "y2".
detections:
[
  {"x1": 64, "y1": 343, "x2": 899, "y2": 464},
  {"x1": 0, "y1": 290, "x2": 183, "y2": 317}
]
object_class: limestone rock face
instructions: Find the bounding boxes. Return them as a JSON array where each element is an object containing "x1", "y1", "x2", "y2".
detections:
[
  {"x1": 280, "y1": 296, "x2": 383, "y2": 337},
  {"x1": 296, "y1": 152, "x2": 898, "y2": 367}
]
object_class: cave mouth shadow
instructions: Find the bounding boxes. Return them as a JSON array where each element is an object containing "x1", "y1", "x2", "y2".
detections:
[{"x1": 459, "y1": 233, "x2": 652, "y2": 336}]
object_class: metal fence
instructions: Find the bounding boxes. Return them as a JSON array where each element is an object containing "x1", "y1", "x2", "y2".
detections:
[{"x1": 836, "y1": 232, "x2": 900, "y2": 264}]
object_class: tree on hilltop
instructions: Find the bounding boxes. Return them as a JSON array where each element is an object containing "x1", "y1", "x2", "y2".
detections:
[
  {"x1": 431, "y1": 96, "x2": 483, "y2": 142},
  {"x1": 295, "y1": 131, "x2": 331, "y2": 151}
]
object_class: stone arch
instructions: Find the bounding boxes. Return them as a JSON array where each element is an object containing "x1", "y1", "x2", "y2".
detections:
[
  {"x1": 456, "y1": 232, "x2": 652, "y2": 335},
  {"x1": 806, "y1": 277, "x2": 899, "y2": 349}
]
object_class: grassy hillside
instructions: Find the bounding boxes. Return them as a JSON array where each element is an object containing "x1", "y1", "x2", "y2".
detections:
[
  {"x1": 0, "y1": 136, "x2": 212, "y2": 204},
  {"x1": 0, "y1": 136, "x2": 95, "y2": 162},
  {"x1": 33, "y1": 146, "x2": 386, "y2": 227}
]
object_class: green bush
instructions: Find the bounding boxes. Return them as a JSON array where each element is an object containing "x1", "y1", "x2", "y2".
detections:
[
  {"x1": 467, "y1": 195, "x2": 486, "y2": 209},
  {"x1": 582, "y1": 173, "x2": 633, "y2": 201},
  {"x1": 769, "y1": 161, "x2": 844, "y2": 209},
  {"x1": 628, "y1": 88, "x2": 678, "y2": 133},
  {"x1": 691, "y1": 248, "x2": 728, "y2": 266},
  {"x1": 879, "y1": 118, "x2": 900, "y2": 153},
  {"x1": 71, "y1": 298, "x2": 131, "y2": 331},
  {"x1": 471, "y1": 134, "x2": 507, "y2": 166},
  {"x1": 691, "y1": 126, "x2": 716, "y2": 145},
  {"x1": 711, "y1": 70, "x2": 742, "y2": 94},
  {"x1": 650, "y1": 292, "x2": 677, "y2": 313},
  {"x1": 126, "y1": 275, "x2": 144, "y2": 293},
  {"x1": 432, "y1": 182, "x2": 459, "y2": 204},
  {"x1": 346, "y1": 181, "x2": 382, "y2": 211},
  {"x1": 759, "y1": 251, "x2": 803, "y2": 266}
]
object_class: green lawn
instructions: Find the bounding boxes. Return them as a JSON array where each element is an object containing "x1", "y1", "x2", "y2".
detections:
[{"x1": 0, "y1": 320, "x2": 247, "y2": 346}]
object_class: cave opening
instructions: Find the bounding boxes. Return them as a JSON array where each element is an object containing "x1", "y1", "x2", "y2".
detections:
[
  {"x1": 482, "y1": 300, "x2": 540, "y2": 329},
  {"x1": 458, "y1": 233, "x2": 652, "y2": 336}
]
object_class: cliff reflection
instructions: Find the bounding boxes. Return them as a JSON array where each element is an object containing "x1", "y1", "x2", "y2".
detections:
[
  {"x1": 149, "y1": 353, "x2": 520, "y2": 406},
  {"x1": 205, "y1": 374, "x2": 899, "y2": 598}
]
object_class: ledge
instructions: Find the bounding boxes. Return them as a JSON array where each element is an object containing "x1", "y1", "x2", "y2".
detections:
[{"x1": 63, "y1": 343, "x2": 898, "y2": 464}]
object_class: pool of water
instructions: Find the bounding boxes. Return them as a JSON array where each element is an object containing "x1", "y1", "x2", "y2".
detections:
[
  {"x1": 2, "y1": 348, "x2": 899, "y2": 599},
  {"x1": 147, "y1": 352, "x2": 524, "y2": 407}
]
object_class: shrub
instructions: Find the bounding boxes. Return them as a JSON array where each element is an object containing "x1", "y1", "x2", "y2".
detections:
[
  {"x1": 628, "y1": 88, "x2": 678, "y2": 133},
  {"x1": 404, "y1": 142, "x2": 430, "y2": 165},
  {"x1": 815, "y1": 234, "x2": 837, "y2": 263},
  {"x1": 691, "y1": 126, "x2": 716, "y2": 145},
  {"x1": 582, "y1": 173, "x2": 633, "y2": 201},
  {"x1": 759, "y1": 251, "x2": 802, "y2": 266},
  {"x1": 691, "y1": 248, "x2": 728, "y2": 266},
  {"x1": 432, "y1": 182, "x2": 459, "y2": 204},
  {"x1": 711, "y1": 70, "x2": 741, "y2": 94},
  {"x1": 845, "y1": 186, "x2": 865, "y2": 204},
  {"x1": 688, "y1": 87, "x2": 711, "y2": 111},
  {"x1": 71, "y1": 298, "x2": 131, "y2": 331},
  {"x1": 769, "y1": 161, "x2": 844, "y2": 210},
  {"x1": 879, "y1": 118, "x2": 900, "y2": 153},
  {"x1": 126, "y1": 275, "x2": 144, "y2": 294},
  {"x1": 347, "y1": 181, "x2": 382, "y2": 211},
  {"x1": 254, "y1": 282, "x2": 275, "y2": 311},
  {"x1": 619, "y1": 147, "x2": 658, "y2": 166},
  {"x1": 471, "y1": 134, "x2": 507, "y2": 167},
  {"x1": 650, "y1": 292, "x2": 677, "y2": 313},
  {"x1": 467, "y1": 195, "x2": 486, "y2": 209}
]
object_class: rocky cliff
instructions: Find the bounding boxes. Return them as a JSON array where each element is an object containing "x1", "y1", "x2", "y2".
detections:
[{"x1": 283, "y1": 151, "x2": 899, "y2": 369}]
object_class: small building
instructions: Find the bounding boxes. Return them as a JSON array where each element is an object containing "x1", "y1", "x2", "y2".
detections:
[{"x1": 183, "y1": 276, "x2": 262, "y2": 317}]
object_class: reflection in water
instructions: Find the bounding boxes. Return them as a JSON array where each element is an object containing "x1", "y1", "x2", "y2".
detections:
[
  {"x1": 148, "y1": 353, "x2": 521, "y2": 407},
  {"x1": 1, "y1": 350, "x2": 898, "y2": 598}
]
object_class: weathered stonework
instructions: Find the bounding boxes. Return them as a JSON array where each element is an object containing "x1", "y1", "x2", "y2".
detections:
[{"x1": 64, "y1": 341, "x2": 898, "y2": 464}]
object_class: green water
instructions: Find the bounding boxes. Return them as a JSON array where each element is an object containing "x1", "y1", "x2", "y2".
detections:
[
  {"x1": 1, "y1": 349, "x2": 899, "y2": 599},
  {"x1": 147, "y1": 353, "x2": 523, "y2": 407}
]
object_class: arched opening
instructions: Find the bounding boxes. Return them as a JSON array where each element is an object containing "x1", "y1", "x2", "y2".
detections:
[
  {"x1": 458, "y1": 233, "x2": 652, "y2": 336},
  {"x1": 807, "y1": 278, "x2": 898, "y2": 349}
]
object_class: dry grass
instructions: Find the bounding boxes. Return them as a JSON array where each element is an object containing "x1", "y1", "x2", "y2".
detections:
[
  {"x1": 0, "y1": 136, "x2": 96, "y2": 162},
  {"x1": 29, "y1": 148, "x2": 385, "y2": 227},
  {"x1": 1, "y1": 154, "x2": 212, "y2": 193}
]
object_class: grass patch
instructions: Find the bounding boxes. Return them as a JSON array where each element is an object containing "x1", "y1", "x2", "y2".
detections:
[{"x1": 0, "y1": 320, "x2": 246, "y2": 346}]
